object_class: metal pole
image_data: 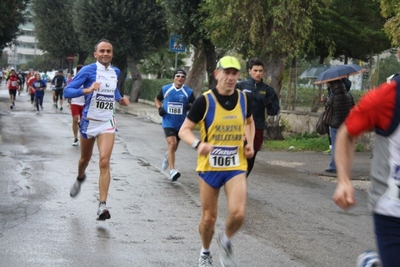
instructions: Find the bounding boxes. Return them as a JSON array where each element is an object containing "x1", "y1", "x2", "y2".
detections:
[{"x1": 175, "y1": 52, "x2": 178, "y2": 69}]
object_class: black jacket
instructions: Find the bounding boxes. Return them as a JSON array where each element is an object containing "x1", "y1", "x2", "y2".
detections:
[
  {"x1": 325, "y1": 80, "x2": 354, "y2": 129},
  {"x1": 237, "y1": 78, "x2": 280, "y2": 129}
]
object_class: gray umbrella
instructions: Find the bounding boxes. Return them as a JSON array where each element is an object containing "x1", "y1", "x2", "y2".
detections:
[{"x1": 299, "y1": 64, "x2": 330, "y2": 79}]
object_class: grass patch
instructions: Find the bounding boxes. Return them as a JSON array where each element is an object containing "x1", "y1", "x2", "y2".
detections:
[{"x1": 263, "y1": 132, "x2": 366, "y2": 152}]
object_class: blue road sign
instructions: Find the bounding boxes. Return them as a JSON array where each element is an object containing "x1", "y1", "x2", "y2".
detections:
[{"x1": 169, "y1": 35, "x2": 186, "y2": 52}]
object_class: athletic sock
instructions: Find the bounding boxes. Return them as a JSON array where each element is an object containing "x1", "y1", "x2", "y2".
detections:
[{"x1": 201, "y1": 247, "x2": 211, "y2": 255}]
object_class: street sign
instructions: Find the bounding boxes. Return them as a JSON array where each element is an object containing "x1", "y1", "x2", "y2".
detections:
[
  {"x1": 169, "y1": 35, "x2": 186, "y2": 53},
  {"x1": 67, "y1": 54, "x2": 75, "y2": 62}
]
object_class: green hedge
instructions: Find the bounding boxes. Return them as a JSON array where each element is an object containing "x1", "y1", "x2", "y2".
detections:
[
  {"x1": 124, "y1": 78, "x2": 171, "y2": 101},
  {"x1": 125, "y1": 79, "x2": 368, "y2": 104}
]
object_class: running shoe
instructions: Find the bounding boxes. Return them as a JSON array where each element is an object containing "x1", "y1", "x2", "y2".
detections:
[
  {"x1": 170, "y1": 169, "x2": 181, "y2": 182},
  {"x1": 10, "y1": 104, "x2": 13, "y2": 109},
  {"x1": 161, "y1": 152, "x2": 169, "y2": 170},
  {"x1": 323, "y1": 148, "x2": 331, "y2": 155},
  {"x1": 356, "y1": 250, "x2": 381, "y2": 267},
  {"x1": 97, "y1": 202, "x2": 111, "y2": 220},
  {"x1": 36, "y1": 111, "x2": 40, "y2": 115},
  {"x1": 217, "y1": 232, "x2": 236, "y2": 267},
  {"x1": 199, "y1": 253, "x2": 213, "y2": 267},
  {"x1": 72, "y1": 138, "x2": 79, "y2": 146},
  {"x1": 12, "y1": 101, "x2": 15, "y2": 106},
  {"x1": 69, "y1": 174, "x2": 86, "y2": 197},
  {"x1": 60, "y1": 106, "x2": 63, "y2": 111}
]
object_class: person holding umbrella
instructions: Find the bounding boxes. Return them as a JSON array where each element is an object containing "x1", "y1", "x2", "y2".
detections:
[{"x1": 315, "y1": 65, "x2": 362, "y2": 173}]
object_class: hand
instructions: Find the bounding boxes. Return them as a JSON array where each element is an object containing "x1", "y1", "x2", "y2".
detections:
[
  {"x1": 158, "y1": 107, "x2": 166, "y2": 116},
  {"x1": 333, "y1": 180, "x2": 355, "y2": 209},
  {"x1": 89, "y1": 81, "x2": 101, "y2": 93},
  {"x1": 119, "y1": 97, "x2": 130, "y2": 106},
  {"x1": 197, "y1": 142, "x2": 213, "y2": 156},
  {"x1": 244, "y1": 142, "x2": 254, "y2": 159},
  {"x1": 186, "y1": 103, "x2": 192, "y2": 111}
]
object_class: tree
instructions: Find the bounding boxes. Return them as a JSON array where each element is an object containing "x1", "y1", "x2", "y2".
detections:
[
  {"x1": 160, "y1": 0, "x2": 219, "y2": 96},
  {"x1": 73, "y1": 0, "x2": 168, "y2": 101},
  {"x1": 303, "y1": 0, "x2": 391, "y2": 68},
  {"x1": 139, "y1": 47, "x2": 187, "y2": 79},
  {"x1": 31, "y1": 0, "x2": 88, "y2": 68},
  {"x1": 0, "y1": 0, "x2": 29, "y2": 53},
  {"x1": 203, "y1": 0, "x2": 326, "y2": 139},
  {"x1": 379, "y1": 0, "x2": 400, "y2": 46}
]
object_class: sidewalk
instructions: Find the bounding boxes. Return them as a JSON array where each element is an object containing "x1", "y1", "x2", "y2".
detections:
[{"x1": 116, "y1": 98, "x2": 161, "y2": 124}]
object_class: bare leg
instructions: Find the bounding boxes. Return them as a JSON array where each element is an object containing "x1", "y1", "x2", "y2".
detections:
[
  {"x1": 96, "y1": 133, "x2": 115, "y2": 202},
  {"x1": 224, "y1": 173, "x2": 247, "y2": 238},
  {"x1": 78, "y1": 135, "x2": 95, "y2": 178},
  {"x1": 72, "y1": 115, "x2": 79, "y2": 139},
  {"x1": 198, "y1": 177, "x2": 220, "y2": 249},
  {"x1": 166, "y1": 135, "x2": 179, "y2": 170}
]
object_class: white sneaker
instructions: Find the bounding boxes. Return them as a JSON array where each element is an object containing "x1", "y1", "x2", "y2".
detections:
[
  {"x1": 161, "y1": 152, "x2": 169, "y2": 170},
  {"x1": 72, "y1": 138, "x2": 79, "y2": 146},
  {"x1": 97, "y1": 202, "x2": 111, "y2": 220},
  {"x1": 356, "y1": 250, "x2": 381, "y2": 267},
  {"x1": 170, "y1": 169, "x2": 181, "y2": 182},
  {"x1": 199, "y1": 253, "x2": 213, "y2": 267},
  {"x1": 217, "y1": 232, "x2": 236, "y2": 267}
]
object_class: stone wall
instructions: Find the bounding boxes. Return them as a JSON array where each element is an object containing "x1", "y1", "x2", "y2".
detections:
[{"x1": 279, "y1": 110, "x2": 374, "y2": 151}]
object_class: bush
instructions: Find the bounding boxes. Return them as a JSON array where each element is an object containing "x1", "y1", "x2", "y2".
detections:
[{"x1": 124, "y1": 78, "x2": 171, "y2": 101}]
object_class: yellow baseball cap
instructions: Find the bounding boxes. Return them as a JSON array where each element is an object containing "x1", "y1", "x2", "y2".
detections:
[{"x1": 216, "y1": 56, "x2": 241, "y2": 71}]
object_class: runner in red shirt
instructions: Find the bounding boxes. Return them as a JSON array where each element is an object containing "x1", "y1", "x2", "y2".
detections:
[{"x1": 6, "y1": 69, "x2": 19, "y2": 109}]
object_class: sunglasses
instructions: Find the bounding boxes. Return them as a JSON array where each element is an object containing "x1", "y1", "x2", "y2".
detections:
[{"x1": 175, "y1": 74, "x2": 186, "y2": 78}]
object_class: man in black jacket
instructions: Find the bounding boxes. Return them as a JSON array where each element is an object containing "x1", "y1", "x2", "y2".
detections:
[{"x1": 237, "y1": 58, "x2": 280, "y2": 177}]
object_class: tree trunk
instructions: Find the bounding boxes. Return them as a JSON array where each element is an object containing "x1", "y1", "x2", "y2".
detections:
[
  {"x1": 203, "y1": 39, "x2": 217, "y2": 90},
  {"x1": 261, "y1": 54, "x2": 286, "y2": 140},
  {"x1": 127, "y1": 55, "x2": 142, "y2": 102},
  {"x1": 112, "y1": 56, "x2": 127, "y2": 96},
  {"x1": 186, "y1": 46, "x2": 207, "y2": 97},
  {"x1": 77, "y1": 51, "x2": 88, "y2": 65}
]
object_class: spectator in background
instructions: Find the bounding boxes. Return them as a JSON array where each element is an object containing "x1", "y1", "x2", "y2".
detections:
[
  {"x1": 237, "y1": 58, "x2": 280, "y2": 177},
  {"x1": 324, "y1": 79, "x2": 354, "y2": 173}
]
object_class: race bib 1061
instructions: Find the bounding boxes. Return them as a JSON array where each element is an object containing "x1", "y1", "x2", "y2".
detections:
[{"x1": 209, "y1": 146, "x2": 239, "y2": 168}]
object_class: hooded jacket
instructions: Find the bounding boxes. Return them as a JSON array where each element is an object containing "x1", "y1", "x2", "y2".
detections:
[{"x1": 326, "y1": 80, "x2": 354, "y2": 128}]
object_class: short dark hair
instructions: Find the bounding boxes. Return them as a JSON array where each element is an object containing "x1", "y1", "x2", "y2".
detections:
[
  {"x1": 76, "y1": 64, "x2": 84, "y2": 73},
  {"x1": 248, "y1": 58, "x2": 264, "y2": 70},
  {"x1": 94, "y1": 39, "x2": 111, "y2": 51}
]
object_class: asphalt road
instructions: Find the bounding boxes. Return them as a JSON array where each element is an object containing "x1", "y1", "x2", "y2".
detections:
[{"x1": 0, "y1": 85, "x2": 375, "y2": 267}]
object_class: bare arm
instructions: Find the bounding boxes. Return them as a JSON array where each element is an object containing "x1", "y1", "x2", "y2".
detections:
[
  {"x1": 333, "y1": 124, "x2": 357, "y2": 209},
  {"x1": 244, "y1": 115, "x2": 255, "y2": 159},
  {"x1": 154, "y1": 96, "x2": 162, "y2": 109},
  {"x1": 178, "y1": 118, "x2": 213, "y2": 155}
]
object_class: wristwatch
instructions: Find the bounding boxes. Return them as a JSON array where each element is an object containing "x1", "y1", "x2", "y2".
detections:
[{"x1": 191, "y1": 139, "x2": 201, "y2": 149}]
